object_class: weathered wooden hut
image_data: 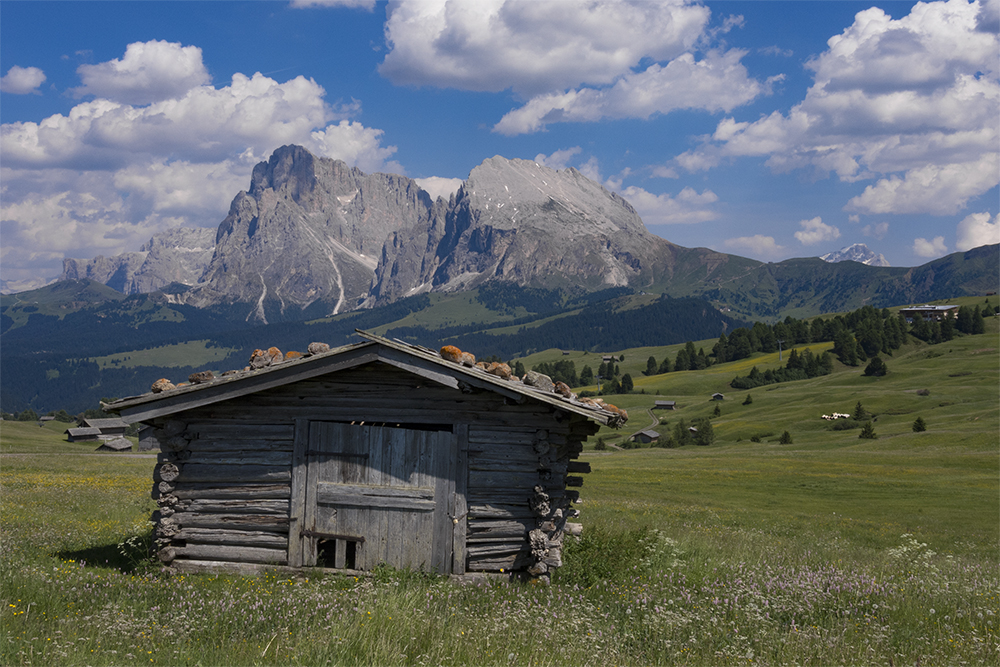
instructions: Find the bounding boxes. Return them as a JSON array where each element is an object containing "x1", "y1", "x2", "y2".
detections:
[
  {"x1": 632, "y1": 429, "x2": 660, "y2": 445},
  {"x1": 104, "y1": 331, "x2": 625, "y2": 580}
]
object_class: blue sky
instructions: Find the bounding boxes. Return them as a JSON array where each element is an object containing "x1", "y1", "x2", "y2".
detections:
[{"x1": 1, "y1": 0, "x2": 998, "y2": 290}]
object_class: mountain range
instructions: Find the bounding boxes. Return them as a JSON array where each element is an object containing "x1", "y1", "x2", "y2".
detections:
[{"x1": 51, "y1": 144, "x2": 996, "y2": 323}]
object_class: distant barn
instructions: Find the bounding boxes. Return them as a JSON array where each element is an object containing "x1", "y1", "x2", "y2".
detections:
[
  {"x1": 105, "y1": 331, "x2": 624, "y2": 581},
  {"x1": 653, "y1": 400, "x2": 676, "y2": 410},
  {"x1": 65, "y1": 427, "x2": 103, "y2": 442},
  {"x1": 632, "y1": 429, "x2": 660, "y2": 444}
]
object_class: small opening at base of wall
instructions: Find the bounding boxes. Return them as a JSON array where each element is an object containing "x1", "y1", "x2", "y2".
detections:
[{"x1": 318, "y1": 539, "x2": 358, "y2": 569}]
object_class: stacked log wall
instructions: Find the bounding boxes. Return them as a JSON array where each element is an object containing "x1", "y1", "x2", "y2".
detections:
[{"x1": 148, "y1": 362, "x2": 595, "y2": 577}]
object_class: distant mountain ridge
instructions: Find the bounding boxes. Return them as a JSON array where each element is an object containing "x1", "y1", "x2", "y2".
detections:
[
  {"x1": 820, "y1": 243, "x2": 890, "y2": 267},
  {"x1": 50, "y1": 144, "x2": 998, "y2": 323}
]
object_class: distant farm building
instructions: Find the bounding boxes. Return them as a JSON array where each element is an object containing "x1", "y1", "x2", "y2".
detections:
[
  {"x1": 65, "y1": 427, "x2": 103, "y2": 442},
  {"x1": 96, "y1": 437, "x2": 133, "y2": 453},
  {"x1": 712, "y1": 393, "x2": 725, "y2": 401},
  {"x1": 653, "y1": 400, "x2": 676, "y2": 410},
  {"x1": 898, "y1": 305, "x2": 958, "y2": 322},
  {"x1": 632, "y1": 429, "x2": 660, "y2": 445},
  {"x1": 104, "y1": 331, "x2": 626, "y2": 581},
  {"x1": 76, "y1": 417, "x2": 128, "y2": 439}
]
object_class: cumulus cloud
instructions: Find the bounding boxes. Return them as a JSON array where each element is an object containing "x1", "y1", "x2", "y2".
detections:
[
  {"x1": 73, "y1": 40, "x2": 211, "y2": 105},
  {"x1": 380, "y1": 0, "x2": 711, "y2": 96},
  {"x1": 678, "y1": 0, "x2": 1000, "y2": 217},
  {"x1": 379, "y1": 0, "x2": 764, "y2": 135},
  {"x1": 913, "y1": 236, "x2": 949, "y2": 257},
  {"x1": 0, "y1": 66, "x2": 46, "y2": 94},
  {"x1": 0, "y1": 40, "x2": 400, "y2": 284},
  {"x1": 414, "y1": 176, "x2": 464, "y2": 200},
  {"x1": 620, "y1": 185, "x2": 719, "y2": 225},
  {"x1": 494, "y1": 49, "x2": 764, "y2": 135},
  {"x1": 723, "y1": 234, "x2": 785, "y2": 260},
  {"x1": 955, "y1": 211, "x2": 1000, "y2": 250},
  {"x1": 862, "y1": 222, "x2": 889, "y2": 240},
  {"x1": 794, "y1": 217, "x2": 840, "y2": 245},
  {"x1": 534, "y1": 147, "x2": 583, "y2": 170}
]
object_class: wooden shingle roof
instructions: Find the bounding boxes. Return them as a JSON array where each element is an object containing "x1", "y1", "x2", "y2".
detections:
[{"x1": 104, "y1": 330, "x2": 624, "y2": 427}]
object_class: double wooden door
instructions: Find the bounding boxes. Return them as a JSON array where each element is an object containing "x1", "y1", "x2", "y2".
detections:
[{"x1": 294, "y1": 421, "x2": 461, "y2": 574}]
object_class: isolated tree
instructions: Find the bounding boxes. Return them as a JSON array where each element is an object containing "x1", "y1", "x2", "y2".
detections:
[
  {"x1": 859, "y1": 421, "x2": 878, "y2": 439},
  {"x1": 713, "y1": 403, "x2": 722, "y2": 417},
  {"x1": 620, "y1": 373, "x2": 634, "y2": 393},
  {"x1": 595, "y1": 437, "x2": 607, "y2": 451},
  {"x1": 912, "y1": 416, "x2": 927, "y2": 432},
  {"x1": 852, "y1": 401, "x2": 870, "y2": 421},
  {"x1": 743, "y1": 394, "x2": 753, "y2": 405},
  {"x1": 779, "y1": 431, "x2": 793, "y2": 444},
  {"x1": 864, "y1": 356, "x2": 888, "y2": 377},
  {"x1": 645, "y1": 356, "x2": 658, "y2": 376},
  {"x1": 691, "y1": 418, "x2": 715, "y2": 446}
]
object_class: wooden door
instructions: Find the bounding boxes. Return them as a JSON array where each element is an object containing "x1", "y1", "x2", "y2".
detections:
[{"x1": 299, "y1": 422, "x2": 458, "y2": 573}]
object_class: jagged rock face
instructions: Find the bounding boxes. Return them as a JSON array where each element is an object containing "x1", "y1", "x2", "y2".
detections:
[
  {"x1": 370, "y1": 157, "x2": 678, "y2": 303},
  {"x1": 62, "y1": 227, "x2": 216, "y2": 294},
  {"x1": 186, "y1": 145, "x2": 435, "y2": 320},
  {"x1": 820, "y1": 244, "x2": 890, "y2": 267}
]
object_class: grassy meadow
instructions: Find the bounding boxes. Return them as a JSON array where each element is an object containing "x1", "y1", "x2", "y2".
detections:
[{"x1": 1, "y1": 314, "x2": 998, "y2": 666}]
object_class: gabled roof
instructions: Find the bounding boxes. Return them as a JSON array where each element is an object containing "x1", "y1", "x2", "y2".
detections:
[
  {"x1": 66, "y1": 427, "x2": 102, "y2": 437},
  {"x1": 78, "y1": 417, "x2": 128, "y2": 430},
  {"x1": 638, "y1": 429, "x2": 660, "y2": 438},
  {"x1": 104, "y1": 330, "x2": 622, "y2": 427}
]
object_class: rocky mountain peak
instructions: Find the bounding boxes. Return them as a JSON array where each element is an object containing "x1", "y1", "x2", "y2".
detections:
[{"x1": 820, "y1": 243, "x2": 890, "y2": 267}]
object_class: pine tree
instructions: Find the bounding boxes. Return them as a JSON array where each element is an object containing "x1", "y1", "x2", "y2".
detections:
[
  {"x1": 743, "y1": 394, "x2": 753, "y2": 405},
  {"x1": 912, "y1": 416, "x2": 927, "y2": 432},
  {"x1": 859, "y1": 421, "x2": 878, "y2": 439},
  {"x1": 645, "y1": 356, "x2": 658, "y2": 376},
  {"x1": 779, "y1": 431, "x2": 793, "y2": 444}
]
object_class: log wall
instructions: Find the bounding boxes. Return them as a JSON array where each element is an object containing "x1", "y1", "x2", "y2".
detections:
[{"x1": 149, "y1": 361, "x2": 596, "y2": 579}]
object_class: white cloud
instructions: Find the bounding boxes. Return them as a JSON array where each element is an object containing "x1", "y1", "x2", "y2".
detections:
[
  {"x1": 846, "y1": 154, "x2": 1000, "y2": 216},
  {"x1": 0, "y1": 66, "x2": 46, "y2": 94},
  {"x1": 380, "y1": 0, "x2": 711, "y2": 96},
  {"x1": 723, "y1": 234, "x2": 785, "y2": 260},
  {"x1": 73, "y1": 40, "x2": 211, "y2": 105},
  {"x1": 955, "y1": 211, "x2": 1000, "y2": 250},
  {"x1": 620, "y1": 185, "x2": 719, "y2": 225},
  {"x1": 913, "y1": 236, "x2": 949, "y2": 257},
  {"x1": 308, "y1": 120, "x2": 402, "y2": 174},
  {"x1": 794, "y1": 217, "x2": 840, "y2": 245},
  {"x1": 862, "y1": 222, "x2": 889, "y2": 240},
  {"x1": 680, "y1": 0, "x2": 1000, "y2": 217},
  {"x1": 414, "y1": 176, "x2": 464, "y2": 200},
  {"x1": 534, "y1": 147, "x2": 582, "y2": 170},
  {"x1": 0, "y1": 41, "x2": 401, "y2": 285},
  {"x1": 494, "y1": 49, "x2": 764, "y2": 135}
]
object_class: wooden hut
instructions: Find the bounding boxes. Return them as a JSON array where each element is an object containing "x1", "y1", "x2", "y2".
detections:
[
  {"x1": 104, "y1": 331, "x2": 625, "y2": 581},
  {"x1": 65, "y1": 427, "x2": 103, "y2": 442},
  {"x1": 77, "y1": 417, "x2": 129, "y2": 439},
  {"x1": 96, "y1": 436, "x2": 134, "y2": 452},
  {"x1": 632, "y1": 429, "x2": 659, "y2": 444}
]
